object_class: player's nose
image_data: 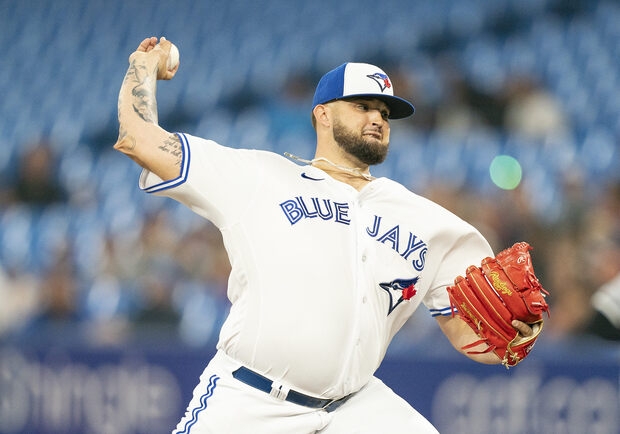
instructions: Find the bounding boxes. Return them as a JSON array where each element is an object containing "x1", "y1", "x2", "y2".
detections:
[{"x1": 368, "y1": 108, "x2": 387, "y2": 125}]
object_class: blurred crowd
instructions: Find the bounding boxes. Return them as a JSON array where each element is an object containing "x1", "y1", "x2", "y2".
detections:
[
  {"x1": 0, "y1": 142, "x2": 232, "y2": 347},
  {"x1": 391, "y1": 56, "x2": 620, "y2": 344},
  {"x1": 0, "y1": 52, "x2": 619, "y2": 351}
]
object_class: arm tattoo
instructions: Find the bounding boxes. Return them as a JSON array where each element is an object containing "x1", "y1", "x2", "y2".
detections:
[
  {"x1": 118, "y1": 58, "x2": 180, "y2": 171},
  {"x1": 124, "y1": 60, "x2": 159, "y2": 124},
  {"x1": 158, "y1": 134, "x2": 183, "y2": 167}
]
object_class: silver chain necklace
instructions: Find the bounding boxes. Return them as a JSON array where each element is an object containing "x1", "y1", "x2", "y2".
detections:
[{"x1": 284, "y1": 152, "x2": 375, "y2": 181}]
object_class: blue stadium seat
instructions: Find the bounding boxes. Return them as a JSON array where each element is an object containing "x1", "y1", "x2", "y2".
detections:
[{"x1": 0, "y1": 206, "x2": 35, "y2": 272}]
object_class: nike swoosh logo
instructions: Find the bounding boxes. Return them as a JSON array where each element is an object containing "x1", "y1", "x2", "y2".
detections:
[{"x1": 301, "y1": 172, "x2": 324, "y2": 181}]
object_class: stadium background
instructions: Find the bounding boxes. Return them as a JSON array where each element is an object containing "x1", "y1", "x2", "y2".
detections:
[{"x1": 1, "y1": 0, "x2": 619, "y2": 433}]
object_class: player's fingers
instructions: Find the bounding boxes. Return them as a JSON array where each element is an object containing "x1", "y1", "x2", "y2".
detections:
[
  {"x1": 137, "y1": 37, "x2": 158, "y2": 52},
  {"x1": 512, "y1": 320, "x2": 533, "y2": 337},
  {"x1": 158, "y1": 36, "x2": 172, "y2": 51}
]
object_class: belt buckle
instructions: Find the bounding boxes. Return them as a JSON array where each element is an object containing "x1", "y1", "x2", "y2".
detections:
[{"x1": 269, "y1": 381, "x2": 289, "y2": 401}]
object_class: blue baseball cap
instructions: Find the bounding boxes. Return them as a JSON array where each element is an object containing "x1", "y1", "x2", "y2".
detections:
[{"x1": 312, "y1": 62, "x2": 415, "y2": 119}]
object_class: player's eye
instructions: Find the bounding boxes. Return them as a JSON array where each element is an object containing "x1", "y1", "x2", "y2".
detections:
[{"x1": 381, "y1": 110, "x2": 390, "y2": 120}]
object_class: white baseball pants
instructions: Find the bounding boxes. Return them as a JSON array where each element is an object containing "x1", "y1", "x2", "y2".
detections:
[{"x1": 172, "y1": 351, "x2": 439, "y2": 434}]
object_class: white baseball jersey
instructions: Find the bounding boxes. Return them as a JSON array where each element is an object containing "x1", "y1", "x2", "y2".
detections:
[{"x1": 140, "y1": 132, "x2": 493, "y2": 400}]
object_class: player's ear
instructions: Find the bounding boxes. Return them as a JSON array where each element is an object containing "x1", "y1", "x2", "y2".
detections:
[{"x1": 312, "y1": 104, "x2": 332, "y2": 128}]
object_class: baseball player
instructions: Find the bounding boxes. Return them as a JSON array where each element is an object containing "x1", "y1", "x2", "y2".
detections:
[{"x1": 115, "y1": 37, "x2": 534, "y2": 433}]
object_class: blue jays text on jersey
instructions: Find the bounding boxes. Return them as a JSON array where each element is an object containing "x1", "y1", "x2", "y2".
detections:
[
  {"x1": 280, "y1": 196, "x2": 351, "y2": 225},
  {"x1": 279, "y1": 195, "x2": 428, "y2": 273}
]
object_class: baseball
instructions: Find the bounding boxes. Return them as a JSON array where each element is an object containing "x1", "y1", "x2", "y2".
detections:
[
  {"x1": 167, "y1": 42, "x2": 180, "y2": 70},
  {"x1": 160, "y1": 37, "x2": 179, "y2": 70}
]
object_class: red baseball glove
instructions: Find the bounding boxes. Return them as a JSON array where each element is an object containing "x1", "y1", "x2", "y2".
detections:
[{"x1": 447, "y1": 242, "x2": 549, "y2": 368}]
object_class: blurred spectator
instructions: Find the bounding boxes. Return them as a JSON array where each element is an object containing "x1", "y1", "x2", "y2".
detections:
[
  {"x1": 380, "y1": 62, "x2": 437, "y2": 131},
  {"x1": 542, "y1": 235, "x2": 592, "y2": 337},
  {"x1": 580, "y1": 182, "x2": 620, "y2": 288},
  {"x1": 433, "y1": 56, "x2": 506, "y2": 133},
  {"x1": 130, "y1": 210, "x2": 182, "y2": 328},
  {"x1": 175, "y1": 222, "x2": 231, "y2": 299},
  {"x1": 19, "y1": 244, "x2": 83, "y2": 344},
  {"x1": 545, "y1": 178, "x2": 620, "y2": 338},
  {"x1": 584, "y1": 272, "x2": 620, "y2": 341},
  {"x1": 172, "y1": 222, "x2": 231, "y2": 346},
  {"x1": 37, "y1": 246, "x2": 81, "y2": 323},
  {"x1": 0, "y1": 265, "x2": 39, "y2": 340},
  {"x1": 556, "y1": 170, "x2": 589, "y2": 236},
  {"x1": 502, "y1": 75, "x2": 570, "y2": 140},
  {"x1": 578, "y1": 182, "x2": 620, "y2": 341},
  {"x1": 262, "y1": 71, "x2": 315, "y2": 139},
  {"x1": 3, "y1": 139, "x2": 68, "y2": 207},
  {"x1": 134, "y1": 268, "x2": 181, "y2": 326}
]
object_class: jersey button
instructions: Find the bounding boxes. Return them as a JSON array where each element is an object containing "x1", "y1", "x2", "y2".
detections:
[
  {"x1": 362, "y1": 296, "x2": 367, "y2": 303},
  {"x1": 361, "y1": 254, "x2": 367, "y2": 262}
]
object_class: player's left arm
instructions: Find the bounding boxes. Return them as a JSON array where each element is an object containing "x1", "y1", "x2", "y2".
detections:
[{"x1": 436, "y1": 315, "x2": 533, "y2": 364}]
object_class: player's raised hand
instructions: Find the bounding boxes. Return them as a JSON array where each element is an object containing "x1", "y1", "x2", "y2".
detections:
[{"x1": 129, "y1": 36, "x2": 179, "y2": 80}]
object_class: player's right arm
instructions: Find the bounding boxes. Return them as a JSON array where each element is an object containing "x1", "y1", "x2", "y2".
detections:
[{"x1": 114, "y1": 37, "x2": 181, "y2": 181}]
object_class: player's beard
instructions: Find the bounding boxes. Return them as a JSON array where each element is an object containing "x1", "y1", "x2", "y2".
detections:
[{"x1": 332, "y1": 119, "x2": 388, "y2": 166}]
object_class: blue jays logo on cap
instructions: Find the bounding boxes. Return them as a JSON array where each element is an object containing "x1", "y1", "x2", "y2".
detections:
[
  {"x1": 312, "y1": 62, "x2": 414, "y2": 119},
  {"x1": 367, "y1": 72, "x2": 392, "y2": 92},
  {"x1": 380, "y1": 276, "x2": 419, "y2": 315}
]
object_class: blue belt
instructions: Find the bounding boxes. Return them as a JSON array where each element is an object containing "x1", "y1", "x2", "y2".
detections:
[{"x1": 232, "y1": 366, "x2": 353, "y2": 412}]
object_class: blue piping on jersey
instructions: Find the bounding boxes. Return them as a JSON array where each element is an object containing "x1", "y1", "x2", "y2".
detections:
[
  {"x1": 173, "y1": 374, "x2": 219, "y2": 434},
  {"x1": 429, "y1": 306, "x2": 453, "y2": 317},
  {"x1": 143, "y1": 132, "x2": 190, "y2": 194}
]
